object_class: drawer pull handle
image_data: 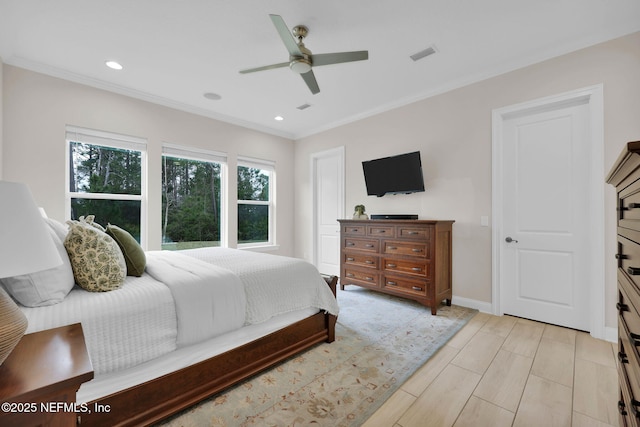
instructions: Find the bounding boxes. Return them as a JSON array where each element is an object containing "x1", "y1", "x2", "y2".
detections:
[
  {"x1": 407, "y1": 231, "x2": 419, "y2": 235},
  {"x1": 628, "y1": 266, "x2": 640, "y2": 275},
  {"x1": 365, "y1": 277, "x2": 374, "y2": 281},
  {"x1": 387, "y1": 281, "x2": 397, "y2": 286},
  {"x1": 351, "y1": 228, "x2": 359, "y2": 232},
  {"x1": 619, "y1": 400, "x2": 628, "y2": 416},
  {"x1": 412, "y1": 286, "x2": 423, "y2": 291},
  {"x1": 346, "y1": 273, "x2": 354, "y2": 277},
  {"x1": 617, "y1": 302, "x2": 629, "y2": 314},
  {"x1": 365, "y1": 260, "x2": 374, "y2": 264},
  {"x1": 376, "y1": 230, "x2": 386, "y2": 233},
  {"x1": 630, "y1": 331, "x2": 640, "y2": 347},
  {"x1": 347, "y1": 242, "x2": 355, "y2": 246},
  {"x1": 365, "y1": 244, "x2": 374, "y2": 248},
  {"x1": 616, "y1": 253, "x2": 629, "y2": 260},
  {"x1": 387, "y1": 263, "x2": 397, "y2": 268},
  {"x1": 631, "y1": 399, "x2": 640, "y2": 417},
  {"x1": 629, "y1": 203, "x2": 640, "y2": 209},
  {"x1": 411, "y1": 267, "x2": 422, "y2": 272},
  {"x1": 619, "y1": 351, "x2": 629, "y2": 364},
  {"x1": 412, "y1": 248, "x2": 422, "y2": 253},
  {"x1": 346, "y1": 257, "x2": 355, "y2": 261},
  {"x1": 388, "y1": 246, "x2": 397, "y2": 250}
]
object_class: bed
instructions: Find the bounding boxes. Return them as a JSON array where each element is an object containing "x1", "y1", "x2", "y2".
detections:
[{"x1": 1, "y1": 217, "x2": 339, "y2": 426}]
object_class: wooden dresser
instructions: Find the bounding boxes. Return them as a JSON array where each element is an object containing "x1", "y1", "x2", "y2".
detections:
[
  {"x1": 606, "y1": 140, "x2": 640, "y2": 427},
  {"x1": 338, "y1": 219, "x2": 454, "y2": 314}
]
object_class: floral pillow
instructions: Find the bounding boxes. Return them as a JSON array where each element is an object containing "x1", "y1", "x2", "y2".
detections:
[{"x1": 64, "y1": 217, "x2": 126, "y2": 292}]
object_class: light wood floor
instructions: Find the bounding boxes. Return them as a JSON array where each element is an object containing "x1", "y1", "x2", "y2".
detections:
[{"x1": 362, "y1": 312, "x2": 619, "y2": 427}]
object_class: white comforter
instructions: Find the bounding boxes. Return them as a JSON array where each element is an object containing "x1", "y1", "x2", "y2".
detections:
[
  {"x1": 179, "y1": 247, "x2": 340, "y2": 324},
  {"x1": 145, "y1": 251, "x2": 245, "y2": 347}
]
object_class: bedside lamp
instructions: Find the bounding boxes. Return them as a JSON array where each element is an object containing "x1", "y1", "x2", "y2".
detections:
[{"x1": 0, "y1": 181, "x2": 62, "y2": 364}]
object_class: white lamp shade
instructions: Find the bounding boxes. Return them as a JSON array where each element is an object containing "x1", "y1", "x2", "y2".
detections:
[{"x1": 0, "y1": 181, "x2": 62, "y2": 278}]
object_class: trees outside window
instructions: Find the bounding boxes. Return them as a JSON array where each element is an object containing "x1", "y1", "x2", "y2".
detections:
[
  {"x1": 237, "y1": 159, "x2": 274, "y2": 246},
  {"x1": 67, "y1": 128, "x2": 145, "y2": 243},
  {"x1": 162, "y1": 153, "x2": 223, "y2": 250}
]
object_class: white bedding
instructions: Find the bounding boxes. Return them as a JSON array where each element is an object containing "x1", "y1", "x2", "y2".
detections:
[
  {"x1": 21, "y1": 274, "x2": 177, "y2": 375},
  {"x1": 20, "y1": 247, "x2": 339, "y2": 379},
  {"x1": 180, "y1": 247, "x2": 340, "y2": 324},
  {"x1": 145, "y1": 251, "x2": 245, "y2": 347}
]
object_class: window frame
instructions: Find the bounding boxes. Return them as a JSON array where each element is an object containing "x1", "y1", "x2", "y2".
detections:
[
  {"x1": 237, "y1": 156, "x2": 276, "y2": 249},
  {"x1": 65, "y1": 126, "x2": 148, "y2": 248},
  {"x1": 161, "y1": 143, "x2": 228, "y2": 249}
]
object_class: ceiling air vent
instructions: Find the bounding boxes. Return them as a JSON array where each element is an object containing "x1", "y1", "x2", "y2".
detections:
[
  {"x1": 297, "y1": 103, "x2": 312, "y2": 110},
  {"x1": 410, "y1": 45, "x2": 437, "y2": 62}
]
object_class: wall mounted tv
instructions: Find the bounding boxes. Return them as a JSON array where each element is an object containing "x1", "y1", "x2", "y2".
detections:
[{"x1": 362, "y1": 151, "x2": 425, "y2": 197}]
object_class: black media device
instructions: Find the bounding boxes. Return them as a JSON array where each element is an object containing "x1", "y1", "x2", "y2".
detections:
[
  {"x1": 362, "y1": 151, "x2": 425, "y2": 197},
  {"x1": 370, "y1": 214, "x2": 419, "y2": 220}
]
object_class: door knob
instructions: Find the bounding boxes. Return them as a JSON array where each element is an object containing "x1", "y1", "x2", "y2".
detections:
[{"x1": 505, "y1": 237, "x2": 518, "y2": 243}]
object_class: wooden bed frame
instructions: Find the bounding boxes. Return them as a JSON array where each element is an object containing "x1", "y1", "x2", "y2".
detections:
[{"x1": 79, "y1": 275, "x2": 338, "y2": 427}]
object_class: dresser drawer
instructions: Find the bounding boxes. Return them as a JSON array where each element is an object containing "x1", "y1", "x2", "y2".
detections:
[
  {"x1": 342, "y1": 224, "x2": 366, "y2": 236},
  {"x1": 620, "y1": 178, "x2": 640, "y2": 233},
  {"x1": 367, "y1": 224, "x2": 395, "y2": 237},
  {"x1": 382, "y1": 275, "x2": 429, "y2": 297},
  {"x1": 618, "y1": 282, "x2": 640, "y2": 351},
  {"x1": 383, "y1": 241, "x2": 429, "y2": 258},
  {"x1": 619, "y1": 320, "x2": 640, "y2": 427},
  {"x1": 619, "y1": 388, "x2": 633, "y2": 427},
  {"x1": 343, "y1": 253, "x2": 378, "y2": 269},
  {"x1": 382, "y1": 258, "x2": 429, "y2": 277},
  {"x1": 344, "y1": 238, "x2": 379, "y2": 253},
  {"x1": 398, "y1": 226, "x2": 431, "y2": 240},
  {"x1": 343, "y1": 268, "x2": 379, "y2": 288},
  {"x1": 618, "y1": 235, "x2": 640, "y2": 291}
]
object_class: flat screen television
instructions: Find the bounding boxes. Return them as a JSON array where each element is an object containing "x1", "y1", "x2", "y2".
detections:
[{"x1": 362, "y1": 151, "x2": 425, "y2": 197}]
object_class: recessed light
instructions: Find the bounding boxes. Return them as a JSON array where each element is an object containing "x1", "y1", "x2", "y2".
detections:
[
  {"x1": 105, "y1": 60, "x2": 123, "y2": 70},
  {"x1": 274, "y1": 116, "x2": 284, "y2": 121},
  {"x1": 203, "y1": 92, "x2": 222, "y2": 100}
]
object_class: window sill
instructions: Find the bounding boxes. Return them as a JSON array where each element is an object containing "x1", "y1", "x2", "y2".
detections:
[{"x1": 238, "y1": 244, "x2": 280, "y2": 252}]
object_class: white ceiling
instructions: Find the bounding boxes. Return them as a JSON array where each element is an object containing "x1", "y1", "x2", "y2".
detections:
[{"x1": 1, "y1": 1, "x2": 639, "y2": 140}]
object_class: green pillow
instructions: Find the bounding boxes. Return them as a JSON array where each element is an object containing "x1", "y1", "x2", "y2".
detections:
[{"x1": 106, "y1": 224, "x2": 146, "y2": 277}]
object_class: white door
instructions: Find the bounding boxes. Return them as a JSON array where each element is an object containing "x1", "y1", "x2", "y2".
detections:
[
  {"x1": 499, "y1": 98, "x2": 592, "y2": 331},
  {"x1": 312, "y1": 147, "x2": 344, "y2": 276}
]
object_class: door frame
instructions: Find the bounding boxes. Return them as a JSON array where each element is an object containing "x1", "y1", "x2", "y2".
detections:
[
  {"x1": 311, "y1": 146, "x2": 345, "y2": 271},
  {"x1": 491, "y1": 84, "x2": 605, "y2": 338}
]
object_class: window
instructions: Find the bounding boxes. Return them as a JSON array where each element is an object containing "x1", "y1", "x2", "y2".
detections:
[
  {"x1": 66, "y1": 126, "x2": 146, "y2": 245},
  {"x1": 162, "y1": 144, "x2": 226, "y2": 250},
  {"x1": 237, "y1": 157, "x2": 275, "y2": 247}
]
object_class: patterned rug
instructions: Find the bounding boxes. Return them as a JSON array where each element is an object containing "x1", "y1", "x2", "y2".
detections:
[{"x1": 159, "y1": 287, "x2": 477, "y2": 427}]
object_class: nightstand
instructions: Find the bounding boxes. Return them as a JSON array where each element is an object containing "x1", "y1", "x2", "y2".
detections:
[{"x1": 0, "y1": 323, "x2": 94, "y2": 427}]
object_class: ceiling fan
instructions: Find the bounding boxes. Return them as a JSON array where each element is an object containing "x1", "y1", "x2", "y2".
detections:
[{"x1": 239, "y1": 14, "x2": 369, "y2": 95}]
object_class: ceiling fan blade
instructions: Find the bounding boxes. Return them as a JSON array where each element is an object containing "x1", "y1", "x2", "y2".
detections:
[
  {"x1": 239, "y1": 62, "x2": 289, "y2": 74},
  {"x1": 300, "y1": 70, "x2": 320, "y2": 94},
  {"x1": 269, "y1": 14, "x2": 303, "y2": 56},
  {"x1": 311, "y1": 51, "x2": 369, "y2": 67}
]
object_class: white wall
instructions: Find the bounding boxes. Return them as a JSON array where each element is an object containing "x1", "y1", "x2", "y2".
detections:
[
  {"x1": 2, "y1": 65, "x2": 296, "y2": 254},
  {"x1": 293, "y1": 31, "x2": 640, "y2": 328},
  {"x1": 0, "y1": 56, "x2": 3, "y2": 179}
]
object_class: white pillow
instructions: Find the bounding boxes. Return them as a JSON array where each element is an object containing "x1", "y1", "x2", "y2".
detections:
[
  {"x1": 44, "y1": 217, "x2": 69, "y2": 242},
  {"x1": 0, "y1": 222, "x2": 75, "y2": 307}
]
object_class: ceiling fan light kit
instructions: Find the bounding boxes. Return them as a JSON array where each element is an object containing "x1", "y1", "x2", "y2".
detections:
[{"x1": 239, "y1": 14, "x2": 369, "y2": 94}]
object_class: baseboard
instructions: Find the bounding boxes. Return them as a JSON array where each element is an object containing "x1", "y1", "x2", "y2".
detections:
[{"x1": 451, "y1": 295, "x2": 492, "y2": 313}]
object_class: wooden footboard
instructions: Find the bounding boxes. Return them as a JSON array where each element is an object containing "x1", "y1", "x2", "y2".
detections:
[{"x1": 79, "y1": 275, "x2": 338, "y2": 427}]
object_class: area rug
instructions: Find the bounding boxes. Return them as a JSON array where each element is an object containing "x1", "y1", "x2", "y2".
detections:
[{"x1": 159, "y1": 287, "x2": 477, "y2": 427}]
